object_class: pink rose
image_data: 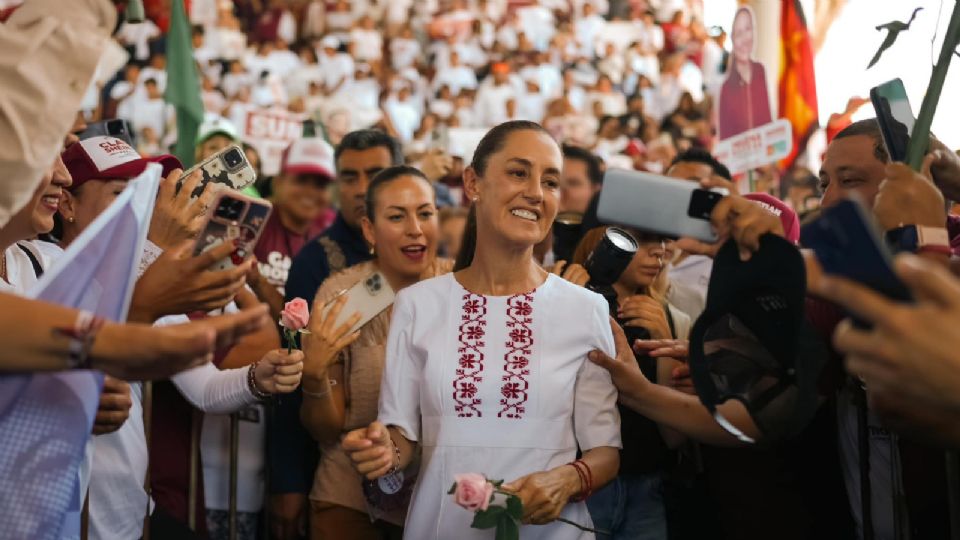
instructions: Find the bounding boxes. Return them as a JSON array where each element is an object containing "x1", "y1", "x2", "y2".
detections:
[
  {"x1": 280, "y1": 298, "x2": 310, "y2": 331},
  {"x1": 453, "y1": 473, "x2": 494, "y2": 512}
]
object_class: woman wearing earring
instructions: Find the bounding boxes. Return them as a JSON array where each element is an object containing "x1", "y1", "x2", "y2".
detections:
[
  {"x1": 342, "y1": 121, "x2": 621, "y2": 539},
  {"x1": 300, "y1": 166, "x2": 452, "y2": 539}
]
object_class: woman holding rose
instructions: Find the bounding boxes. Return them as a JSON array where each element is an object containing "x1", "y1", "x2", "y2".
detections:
[
  {"x1": 342, "y1": 121, "x2": 621, "y2": 539},
  {"x1": 299, "y1": 165, "x2": 452, "y2": 539}
]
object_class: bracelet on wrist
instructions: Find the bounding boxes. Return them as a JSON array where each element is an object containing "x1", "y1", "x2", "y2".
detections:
[
  {"x1": 55, "y1": 311, "x2": 106, "y2": 370},
  {"x1": 302, "y1": 378, "x2": 337, "y2": 399},
  {"x1": 387, "y1": 432, "x2": 402, "y2": 475},
  {"x1": 568, "y1": 459, "x2": 593, "y2": 502},
  {"x1": 247, "y1": 361, "x2": 271, "y2": 401}
]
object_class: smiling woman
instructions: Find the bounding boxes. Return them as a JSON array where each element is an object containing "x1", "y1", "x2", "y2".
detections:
[
  {"x1": 299, "y1": 164, "x2": 452, "y2": 539},
  {"x1": 342, "y1": 121, "x2": 622, "y2": 540}
]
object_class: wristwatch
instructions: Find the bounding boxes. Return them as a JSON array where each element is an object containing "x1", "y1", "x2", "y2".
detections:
[{"x1": 884, "y1": 225, "x2": 951, "y2": 255}]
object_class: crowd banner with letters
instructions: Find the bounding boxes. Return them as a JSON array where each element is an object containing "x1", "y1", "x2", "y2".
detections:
[{"x1": 232, "y1": 105, "x2": 305, "y2": 176}]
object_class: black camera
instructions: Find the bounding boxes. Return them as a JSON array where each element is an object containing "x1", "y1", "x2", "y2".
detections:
[
  {"x1": 223, "y1": 148, "x2": 244, "y2": 169},
  {"x1": 583, "y1": 227, "x2": 653, "y2": 345},
  {"x1": 215, "y1": 197, "x2": 246, "y2": 221}
]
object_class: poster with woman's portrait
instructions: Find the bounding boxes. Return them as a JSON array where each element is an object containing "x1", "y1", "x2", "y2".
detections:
[{"x1": 717, "y1": 6, "x2": 774, "y2": 141}]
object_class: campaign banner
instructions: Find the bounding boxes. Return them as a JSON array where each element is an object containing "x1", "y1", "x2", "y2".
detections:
[
  {"x1": 232, "y1": 105, "x2": 305, "y2": 176},
  {"x1": 714, "y1": 118, "x2": 793, "y2": 175}
]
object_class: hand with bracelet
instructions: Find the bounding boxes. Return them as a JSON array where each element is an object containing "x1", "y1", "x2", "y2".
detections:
[
  {"x1": 248, "y1": 349, "x2": 305, "y2": 398},
  {"x1": 500, "y1": 454, "x2": 608, "y2": 525},
  {"x1": 300, "y1": 294, "x2": 362, "y2": 396}
]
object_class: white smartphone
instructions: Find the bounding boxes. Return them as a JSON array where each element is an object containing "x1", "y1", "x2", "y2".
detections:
[
  {"x1": 597, "y1": 168, "x2": 728, "y2": 242},
  {"x1": 320, "y1": 271, "x2": 396, "y2": 335}
]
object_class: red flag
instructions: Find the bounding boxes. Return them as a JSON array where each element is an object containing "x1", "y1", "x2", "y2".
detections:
[{"x1": 778, "y1": 0, "x2": 819, "y2": 168}]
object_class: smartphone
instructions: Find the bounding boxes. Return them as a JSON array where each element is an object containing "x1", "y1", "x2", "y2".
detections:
[
  {"x1": 870, "y1": 78, "x2": 915, "y2": 163},
  {"x1": 800, "y1": 197, "x2": 911, "y2": 303},
  {"x1": 177, "y1": 144, "x2": 257, "y2": 198},
  {"x1": 79, "y1": 119, "x2": 136, "y2": 148},
  {"x1": 193, "y1": 191, "x2": 273, "y2": 271},
  {"x1": 320, "y1": 271, "x2": 396, "y2": 336},
  {"x1": 597, "y1": 168, "x2": 728, "y2": 242}
]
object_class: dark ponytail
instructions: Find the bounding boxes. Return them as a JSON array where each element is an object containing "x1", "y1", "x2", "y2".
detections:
[{"x1": 456, "y1": 121, "x2": 556, "y2": 271}]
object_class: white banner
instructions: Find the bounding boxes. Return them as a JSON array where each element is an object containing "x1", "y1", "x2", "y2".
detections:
[
  {"x1": 713, "y1": 119, "x2": 793, "y2": 176},
  {"x1": 231, "y1": 105, "x2": 305, "y2": 176}
]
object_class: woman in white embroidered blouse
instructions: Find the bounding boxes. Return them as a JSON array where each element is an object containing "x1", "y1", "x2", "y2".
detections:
[{"x1": 343, "y1": 121, "x2": 621, "y2": 539}]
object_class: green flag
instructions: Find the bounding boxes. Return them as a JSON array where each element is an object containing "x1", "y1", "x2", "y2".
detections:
[{"x1": 164, "y1": 0, "x2": 204, "y2": 167}]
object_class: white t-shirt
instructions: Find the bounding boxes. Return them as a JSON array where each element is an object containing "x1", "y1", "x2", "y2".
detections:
[
  {"x1": 390, "y1": 38, "x2": 422, "y2": 71},
  {"x1": 432, "y1": 65, "x2": 478, "y2": 96},
  {"x1": 350, "y1": 28, "x2": 383, "y2": 61},
  {"x1": 117, "y1": 20, "x2": 160, "y2": 62},
  {"x1": 574, "y1": 15, "x2": 606, "y2": 58},
  {"x1": 385, "y1": 97, "x2": 421, "y2": 143},
  {"x1": 666, "y1": 254, "x2": 712, "y2": 321},
  {"x1": 515, "y1": 91, "x2": 546, "y2": 123},
  {"x1": 474, "y1": 82, "x2": 516, "y2": 127},
  {"x1": 318, "y1": 52, "x2": 355, "y2": 92},
  {"x1": 266, "y1": 49, "x2": 302, "y2": 80}
]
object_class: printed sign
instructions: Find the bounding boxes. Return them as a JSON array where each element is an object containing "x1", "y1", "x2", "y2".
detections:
[
  {"x1": 231, "y1": 105, "x2": 305, "y2": 176},
  {"x1": 713, "y1": 118, "x2": 793, "y2": 175}
]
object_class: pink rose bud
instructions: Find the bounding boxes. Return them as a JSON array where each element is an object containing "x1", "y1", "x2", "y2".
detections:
[
  {"x1": 280, "y1": 298, "x2": 310, "y2": 331},
  {"x1": 453, "y1": 473, "x2": 494, "y2": 512}
]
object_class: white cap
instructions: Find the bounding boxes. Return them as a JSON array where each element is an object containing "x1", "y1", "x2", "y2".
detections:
[{"x1": 321, "y1": 36, "x2": 340, "y2": 50}]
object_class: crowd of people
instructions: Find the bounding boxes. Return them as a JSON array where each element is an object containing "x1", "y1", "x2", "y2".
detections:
[{"x1": 5, "y1": 1, "x2": 960, "y2": 540}]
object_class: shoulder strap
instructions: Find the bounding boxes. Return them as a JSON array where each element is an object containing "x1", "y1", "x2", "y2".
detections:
[
  {"x1": 16, "y1": 243, "x2": 43, "y2": 278},
  {"x1": 664, "y1": 302, "x2": 677, "y2": 339}
]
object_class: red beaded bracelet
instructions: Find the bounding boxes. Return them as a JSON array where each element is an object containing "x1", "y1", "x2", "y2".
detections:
[{"x1": 568, "y1": 459, "x2": 594, "y2": 502}]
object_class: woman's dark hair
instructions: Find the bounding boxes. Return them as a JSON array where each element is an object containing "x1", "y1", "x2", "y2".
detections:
[
  {"x1": 456, "y1": 121, "x2": 557, "y2": 271},
  {"x1": 468, "y1": 120, "x2": 553, "y2": 176},
  {"x1": 364, "y1": 165, "x2": 431, "y2": 221}
]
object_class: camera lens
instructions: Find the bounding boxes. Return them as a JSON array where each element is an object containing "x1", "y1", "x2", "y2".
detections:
[
  {"x1": 223, "y1": 148, "x2": 243, "y2": 169},
  {"x1": 215, "y1": 197, "x2": 246, "y2": 221},
  {"x1": 583, "y1": 227, "x2": 638, "y2": 288}
]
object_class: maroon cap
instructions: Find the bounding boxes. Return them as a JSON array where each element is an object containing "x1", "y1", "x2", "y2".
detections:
[
  {"x1": 743, "y1": 192, "x2": 800, "y2": 244},
  {"x1": 61, "y1": 136, "x2": 182, "y2": 191}
]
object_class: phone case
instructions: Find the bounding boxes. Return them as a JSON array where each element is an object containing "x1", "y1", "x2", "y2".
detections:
[
  {"x1": 870, "y1": 78, "x2": 914, "y2": 163},
  {"x1": 799, "y1": 197, "x2": 911, "y2": 302},
  {"x1": 193, "y1": 192, "x2": 273, "y2": 271},
  {"x1": 179, "y1": 144, "x2": 257, "y2": 198},
  {"x1": 598, "y1": 169, "x2": 725, "y2": 242},
  {"x1": 320, "y1": 271, "x2": 396, "y2": 335}
]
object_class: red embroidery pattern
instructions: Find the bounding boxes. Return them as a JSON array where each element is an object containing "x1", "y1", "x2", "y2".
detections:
[
  {"x1": 500, "y1": 292, "x2": 534, "y2": 418},
  {"x1": 454, "y1": 293, "x2": 487, "y2": 417}
]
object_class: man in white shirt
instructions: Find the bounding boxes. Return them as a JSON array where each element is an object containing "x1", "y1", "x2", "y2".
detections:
[
  {"x1": 574, "y1": 3, "x2": 605, "y2": 59},
  {"x1": 384, "y1": 86, "x2": 421, "y2": 143},
  {"x1": 317, "y1": 36, "x2": 354, "y2": 97},
  {"x1": 349, "y1": 14, "x2": 383, "y2": 63},
  {"x1": 515, "y1": 77, "x2": 546, "y2": 123},
  {"x1": 432, "y1": 51, "x2": 478, "y2": 96},
  {"x1": 138, "y1": 53, "x2": 168, "y2": 93},
  {"x1": 474, "y1": 63, "x2": 518, "y2": 127},
  {"x1": 389, "y1": 26, "x2": 422, "y2": 71},
  {"x1": 116, "y1": 19, "x2": 161, "y2": 63},
  {"x1": 128, "y1": 79, "x2": 172, "y2": 143}
]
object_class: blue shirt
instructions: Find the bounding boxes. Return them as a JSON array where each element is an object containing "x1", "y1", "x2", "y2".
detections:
[{"x1": 268, "y1": 213, "x2": 372, "y2": 494}]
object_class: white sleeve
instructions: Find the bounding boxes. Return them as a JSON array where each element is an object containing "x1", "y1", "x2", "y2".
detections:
[
  {"x1": 136, "y1": 239, "x2": 163, "y2": 279},
  {"x1": 377, "y1": 292, "x2": 422, "y2": 442},
  {"x1": 573, "y1": 297, "x2": 621, "y2": 450},
  {"x1": 170, "y1": 362, "x2": 258, "y2": 414}
]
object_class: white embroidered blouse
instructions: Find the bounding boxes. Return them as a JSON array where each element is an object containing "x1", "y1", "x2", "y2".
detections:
[{"x1": 379, "y1": 273, "x2": 621, "y2": 539}]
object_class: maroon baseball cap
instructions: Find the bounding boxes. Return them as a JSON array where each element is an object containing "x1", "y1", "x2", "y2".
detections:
[
  {"x1": 743, "y1": 192, "x2": 800, "y2": 244},
  {"x1": 61, "y1": 136, "x2": 182, "y2": 191}
]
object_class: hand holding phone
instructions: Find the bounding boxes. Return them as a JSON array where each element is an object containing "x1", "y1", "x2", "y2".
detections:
[
  {"x1": 193, "y1": 191, "x2": 273, "y2": 271},
  {"x1": 800, "y1": 197, "x2": 912, "y2": 304},
  {"x1": 597, "y1": 169, "x2": 727, "y2": 242},
  {"x1": 178, "y1": 145, "x2": 257, "y2": 198},
  {"x1": 317, "y1": 272, "x2": 395, "y2": 337}
]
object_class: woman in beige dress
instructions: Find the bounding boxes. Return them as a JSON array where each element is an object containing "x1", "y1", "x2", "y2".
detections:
[{"x1": 300, "y1": 165, "x2": 452, "y2": 540}]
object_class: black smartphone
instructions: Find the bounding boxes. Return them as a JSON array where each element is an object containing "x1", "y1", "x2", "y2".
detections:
[
  {"x1": 79, "y1": 119, "x2": 136, "y2": 148},
  {"x1": 870, "y1": 78, "x2": 915, "y2": 163},
  {"x1": 800, "y1": 197, "x2": 911, "y2": 303}
]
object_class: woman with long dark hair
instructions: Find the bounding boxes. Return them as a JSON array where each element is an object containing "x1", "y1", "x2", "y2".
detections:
[{"x1": 343, "y1": 121, "x2": 622, "y2": 539}]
